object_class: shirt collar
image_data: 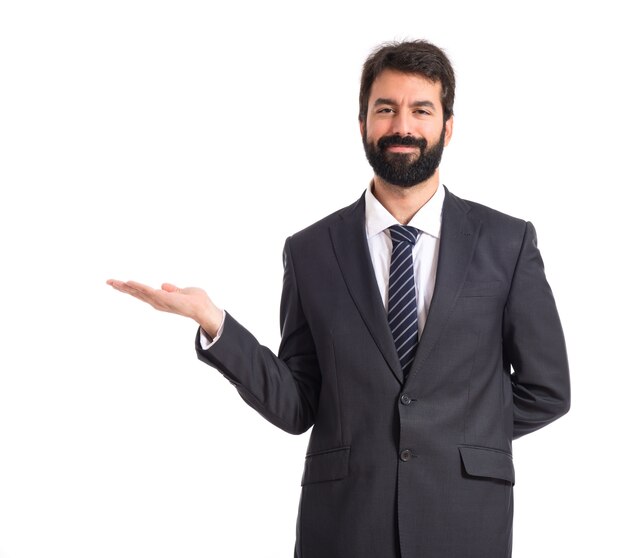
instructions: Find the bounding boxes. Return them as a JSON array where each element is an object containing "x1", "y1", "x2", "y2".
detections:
[{"x1": 365, "y1": 181, "x2": 444, "y2": 240}]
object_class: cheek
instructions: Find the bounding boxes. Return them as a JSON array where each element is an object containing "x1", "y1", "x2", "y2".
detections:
[
  {"x1": 364, "y1": 119, "x2": 388, "y2": 142},
  {"x1": 419, "y1": 124, "x2": 445, "y2": 146}
]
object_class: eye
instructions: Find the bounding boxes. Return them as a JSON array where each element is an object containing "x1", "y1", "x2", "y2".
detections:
[
  {"x1": 376, "y1": 107, "x2": 394, "y2": 114},
  {"x1": 414, "y1": 109, "x2": 431, "y2": 115}
]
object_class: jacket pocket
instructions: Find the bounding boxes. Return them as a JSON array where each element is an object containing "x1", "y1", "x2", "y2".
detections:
[
  {"x1": 459, "y1": 280, "x2": 502, "y2": 298},
  {"x1": 459, "y1": 281, "x2": 502, "y2": 297},
  {"x1": 459, "y1": 445, "x2": 515, "y2": 485},
  {"x1": 301, "y1": 446, "x2": 350, "y2": 486}
]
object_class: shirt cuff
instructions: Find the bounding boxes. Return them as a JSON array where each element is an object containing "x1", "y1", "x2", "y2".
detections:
[{"x1": 198, "y1": 309, "x2": 226, "y2": 350}]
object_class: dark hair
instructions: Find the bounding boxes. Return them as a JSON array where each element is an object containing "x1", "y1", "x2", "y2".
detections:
[{"x1": 359, "y1": 40, "x2": 455, "y2": 123}]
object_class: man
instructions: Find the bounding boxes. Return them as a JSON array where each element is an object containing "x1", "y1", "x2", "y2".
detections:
[{"x1": 108, "y1": 40, "x2": 570, "y2": 558}]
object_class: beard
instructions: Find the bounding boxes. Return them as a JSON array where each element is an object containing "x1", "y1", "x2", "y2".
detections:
[{"x1": 362, "y1": 125, "x2": 446, "y2": 188}]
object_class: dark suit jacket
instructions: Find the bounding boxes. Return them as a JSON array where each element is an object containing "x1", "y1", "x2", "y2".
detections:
[{"x1": 196, "y1": 187, "x2": 570, "y2": 558}]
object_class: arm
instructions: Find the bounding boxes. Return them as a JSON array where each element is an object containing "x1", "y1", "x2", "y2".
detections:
[
  {"x1": 107, "y1": 237, "x2": 321, "y2": 436},
  {"x1": 502, "y1": 222, "x2": 571, "y2": 439},
  {"x1": 196, "y1": 237, "x2": 320, "y2": 435}
]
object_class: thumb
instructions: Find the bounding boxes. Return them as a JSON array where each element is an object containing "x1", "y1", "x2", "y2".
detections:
[{"x1": 161, "y1": 283, "x2": 180, "y2": 293}]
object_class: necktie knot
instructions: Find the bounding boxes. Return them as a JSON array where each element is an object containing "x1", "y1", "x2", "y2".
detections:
[{"x1": 388, "y1": 225, "x2": 420, "y2": 246}]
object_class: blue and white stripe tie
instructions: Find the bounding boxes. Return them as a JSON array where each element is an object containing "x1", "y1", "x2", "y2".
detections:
[{"x1": 387, "y1": 225, "x2": 421, "y2": 377}]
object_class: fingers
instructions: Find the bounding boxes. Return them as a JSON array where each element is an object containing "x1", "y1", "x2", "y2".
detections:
[
  {"x1": 107, "y1": 279, "x2": 215, "y2": 323},
  {"x1": 106, "y1": 279, "x2": 160, "y2": 306},
  {"x1": 107, "y1": 280, "x2": 176, "y2": 295},
  {"x1": 106, "y1": 279, "x2": 135, "y2": 293},
  {"x1": 106, "y1": 279, "x2": 190, "y2": 315},
  {"x1": 125, "y1": 280, "x2": 157, "y2": 294},
  {"x1": 107, "y1": 279, "x2": 149, "y2": 296}
]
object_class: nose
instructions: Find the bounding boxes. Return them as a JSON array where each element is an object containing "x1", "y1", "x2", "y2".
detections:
[{"x1": 390, "y1": 110, "x2": 412, "y2": 137}]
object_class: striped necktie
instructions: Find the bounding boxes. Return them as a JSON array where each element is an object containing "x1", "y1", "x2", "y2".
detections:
[{"x1": 387, "y1": 225, "x2": 421, "y2": 377}]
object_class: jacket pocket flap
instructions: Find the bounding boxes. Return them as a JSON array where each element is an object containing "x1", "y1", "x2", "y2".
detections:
[
  {"x1": 459, "y1": 445, "x2": 515, "y2": 485},
  {"x1": 301, "y1": 446, "x2": 350, "y2": 486},
  {"x1": 459, "y1": 281, "x2": 502, "y2": 297}
]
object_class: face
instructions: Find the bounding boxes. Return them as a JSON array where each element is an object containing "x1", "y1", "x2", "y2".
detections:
[{"x1": 360, "y1": 69, "x2": 453, "y2": 188}]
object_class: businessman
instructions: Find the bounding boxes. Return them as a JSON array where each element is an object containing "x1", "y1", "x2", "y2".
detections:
[{"x1": 108, "y1": 40, "x2": 570, "y2": 558}]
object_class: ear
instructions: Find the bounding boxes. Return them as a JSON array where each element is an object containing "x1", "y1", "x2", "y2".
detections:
[
  {"x1": 359, "y1": 118, "x2": 365, "y2": 138},
  {"x1": 444, "y1": 115, "x2": 454, "y2": 146}
]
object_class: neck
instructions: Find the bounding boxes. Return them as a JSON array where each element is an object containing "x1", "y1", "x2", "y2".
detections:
[{"x1": 371, "y1": 172, "x2": 439, "y2": 225}]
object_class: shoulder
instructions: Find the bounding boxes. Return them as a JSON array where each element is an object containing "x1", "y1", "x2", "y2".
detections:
[
  {"x1": 287, "y1": 193, "x2": 365, "y2": 246},
  {"x1": 444, "y1": 188, "x2": 537, "y2": 262},
  {"x1": 445, "y1": 187, "x2": 529, "y2": 236}
]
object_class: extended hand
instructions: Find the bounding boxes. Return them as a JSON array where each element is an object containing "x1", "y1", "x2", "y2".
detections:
[{"x1": 106, "y1": 280, "x2": 223, "y2": 337}]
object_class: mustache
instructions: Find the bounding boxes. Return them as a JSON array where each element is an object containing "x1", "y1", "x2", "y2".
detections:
[{"x1": 377, "y1": 135, "x2": 427, "y2": 150}]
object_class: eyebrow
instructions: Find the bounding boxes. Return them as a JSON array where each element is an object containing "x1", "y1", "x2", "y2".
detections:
[{"x1": 373, "y1": 98, "x2": 437, "y2": 110}]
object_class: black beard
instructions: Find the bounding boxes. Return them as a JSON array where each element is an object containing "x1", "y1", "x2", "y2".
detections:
[{"x1": 362, "y1": 125, "x2": 446, "y2": 188}]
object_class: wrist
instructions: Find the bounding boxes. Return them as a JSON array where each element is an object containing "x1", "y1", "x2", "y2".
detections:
[{"x1": 196, "y1": 305, "x2": 224, "y2": 339}]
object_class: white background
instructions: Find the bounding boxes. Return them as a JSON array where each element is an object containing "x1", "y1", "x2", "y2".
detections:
[{"x1": 0, "y1": 1, "x2": 623, "y2": 556}]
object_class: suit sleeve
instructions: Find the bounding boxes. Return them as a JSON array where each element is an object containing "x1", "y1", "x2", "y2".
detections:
[
  {"x1": 195, "y1": 237, "x2": 321, "y2": 435},
  {"x1": 502, "y1": 221, "x2": 571, "y2": 439}
]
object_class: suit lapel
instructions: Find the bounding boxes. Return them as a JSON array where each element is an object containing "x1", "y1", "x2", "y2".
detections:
[
  {"x1": 329, "y1": 187, "x2": 481, "y2": 386},
  {"x1": 329, "y1": 194, "x2": 404, "y2": 385},
  {"x1": 406, "y1": 187, "x2": 482, "y2": 382}
]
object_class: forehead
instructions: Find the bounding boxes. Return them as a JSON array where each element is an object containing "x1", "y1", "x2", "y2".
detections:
[{"x1": 369, "y1": 69, "x2": 443, "y2": 107}]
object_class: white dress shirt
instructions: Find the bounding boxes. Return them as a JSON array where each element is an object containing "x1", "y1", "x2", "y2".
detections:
[
  {"x1": 365, "y1": 182, "x2": 443, "y2": 336},
  {"x1": 200, "y1": 183, "x2": 444, "y2": 349}
]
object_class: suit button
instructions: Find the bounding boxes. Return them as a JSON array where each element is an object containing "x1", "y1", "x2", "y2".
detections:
[
  {"x1": 400, "y1": 449, "x2": 412, "y2": 462},
  {"x1": 400, "y1": 394, "x2": 412, "y2": 405}
]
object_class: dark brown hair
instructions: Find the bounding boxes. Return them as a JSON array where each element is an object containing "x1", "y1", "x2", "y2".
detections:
[{"x1": 359, "y1": 40, "x2": 456, "y2": 123}]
